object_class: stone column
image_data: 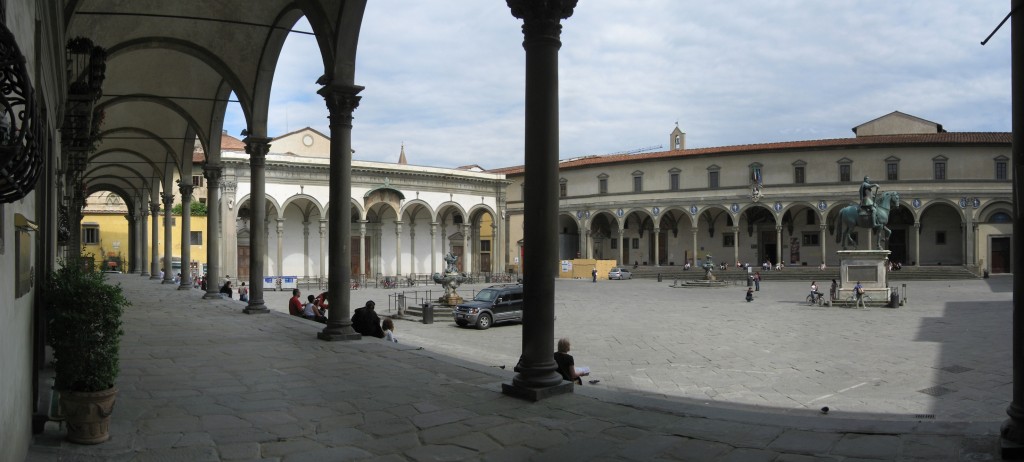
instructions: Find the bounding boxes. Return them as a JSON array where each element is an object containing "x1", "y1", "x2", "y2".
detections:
[
  {"x1": 776, "y1": 225, "x2": 783, "y2": 266},
  {"x1": 359, "y1": 220, "x2": 367, "y2": 280},
  {"x1": 654, "y1": 226, "x2": 660, "y2": 267},
  {"x1": 140, "y1": 208, "x2": 150, "y2": 276},
  {"x1": 150, "y1": 203, "x2": 160, "y2": 279},
  {"x1": 203, "y1": 166, "x2": 223, "y2": 299},
  {"x1": 162, "y1": 193, "x2": 175, "y2": 284},
  {"x1": 243, "y1": 137, "x2": 271, "y2": 314},
  {"x1": 620, "y1": 228, "x2": 627, "y2": 265},
  {"x1": 691, "y1": 227, "x2": 698, "y2": 267},
  {"x1": 462, "y1": 223, "x2": 470, "y2": 273},
  {"x1": 505, "y1": 0, "x2": 577, "y2": 399},
  {"x1": 317, "y1": 83, "x2": 362, "y2": 340},
  {"x1": 276, "y1": 218, "x2": 285, "y2": 277},
  {"x1": 1004, "y1": 2, "x2": 1024, "y2": 454},
  {"x1": 430, "y1": 222, "x2": 438, "y2": 272},
  {"x1": 409, "y1": 222, "x2": 417, "y2": 274},
  {"x1": 732, "y1": 225, "x2": 740, "y2": 267},
  {"x1": 914, "y1": 222, "x2": 921, "y2": 266},
  {"x1": 394, "y1": 221, "x2": 403, "y2": 276},
  {"x1": 319, "y1": 219, "x2": 327, "y2": 281},
  {"x1": 178, "y1": 183, "x2": 194, "y2": 290},
  {"x1": 819, "y1": 223, "x2": 827, "y2": 266},
  {"x1": 126, "y1": 214, "x2": 138, "y2": 273},
  {"x1": 302, "y1": 221, "x2": 310, "y2": 280}
]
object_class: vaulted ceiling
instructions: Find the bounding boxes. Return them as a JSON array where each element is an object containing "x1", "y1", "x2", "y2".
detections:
[{"x1": 63, "y1": 0, "x2": 366, "y2": 213}]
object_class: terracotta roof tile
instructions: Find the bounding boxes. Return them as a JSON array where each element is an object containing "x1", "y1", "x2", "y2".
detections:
[{"x1": 487, "y1": 132, "x2": 1011, "y2": 175}]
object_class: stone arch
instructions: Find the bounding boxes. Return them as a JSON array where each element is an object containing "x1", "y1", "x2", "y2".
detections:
[
  {"x1": 95, "y1": 95, "x2": 210, "y2": 153},
  {"x1": 917, "y1": 201, "x2": 964, "y2": 266},
  {"x1": 98, "y1": 127, "x2": 183, "y2": 175},
  {"x1": 281, "y1": 193, "x2": 325, "y2": 220}
]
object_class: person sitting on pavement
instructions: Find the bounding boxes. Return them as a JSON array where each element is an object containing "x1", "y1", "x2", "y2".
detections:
[
  {"x1": 553, "y1": 338, "x2": 590, "y2": 385},
  {"x1": 746, "y1": 287, "x2": 754, "y2": 302},
  {"x1": 382, "y1": 317, "x2": 398, "y2": 343},
  {"x1": 351, "y1": 300, "x2": 385, "y2": 338},
  {"x1": 219, "y1": 280, "x2": 233, "y2": 299},
  {"x1": 314, "y1": 291, "x2": 329, "y2": 317},
  {"x1": 299, "y1": 295, "x2": 324, "y2": 323},
  {"x1": 288, "y1": 288, "x2": 304, "y2": 317}
]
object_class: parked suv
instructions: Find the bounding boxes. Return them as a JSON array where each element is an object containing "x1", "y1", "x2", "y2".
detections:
[{"x1": 453, "y1": 284, "x2": 523, "y2": 330}]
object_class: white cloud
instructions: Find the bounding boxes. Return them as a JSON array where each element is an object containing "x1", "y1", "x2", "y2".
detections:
[{"x1": 226, "y1": 1, "x2": 1011, "y2": 169}]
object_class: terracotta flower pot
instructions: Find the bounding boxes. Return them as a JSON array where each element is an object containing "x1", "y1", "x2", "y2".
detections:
[{"x1": 59, "y1": 387, "x2": 118, "y2": 444}]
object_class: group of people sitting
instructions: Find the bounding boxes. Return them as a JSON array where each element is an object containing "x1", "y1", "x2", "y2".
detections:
[
  {"x1": 286, "y1": 292, "x2": 398, "y2": 342},
  {"x1": 288, "y1": 289, "x2": 329, "y2": 323}
]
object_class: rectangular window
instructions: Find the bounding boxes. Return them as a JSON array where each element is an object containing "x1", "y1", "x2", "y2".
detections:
[
  {"x1": 997, "y1": 161, "x2": 1008, "y2": 180},
  {"x1": 192, "y1": 175, "x2": 203, "y2": 187},
  {"x1": 936, "y1": 231, "x2": 946, "y2": 245},
  {"x1": 934, "y1": 162, "x2": 946, "y2": 180},
  {"x1": 886, "y1": 162, "x2": 898, "y2": 181},
  {"x1": 633, "y1": 176, "x2": 643, "y2": 193},
  {"x1": 802, "y1": 233, "x2": 820, "y2": 246},
  {"x1": 709, "y1": 171, "x2": 720, "y2": 189},
  {"x1": 190, "y1": 231, "x2": 203, "y2": 245},
  {"x1": 670, "y1": 173, "x2": 680, "y2": 190},
  {"x1": 559, "y1": 182, "x2": 567, "y2": 197},
  {"x1": 806, "y1": 210, "x2": 815, "y2": 225},
  {"x1": 610, "y1": 238, "x2": 617, "y2": 249},
  {"x1": 480, "y1": 240, "x2": 491, "y2": 252},
  {"x1": 199, "y1": 198, "x2": 207, "y2": 204},
  {"x1": 723, "y1": 233, "x2": 735, "y2": 248},
  {"x1": 794, "y1": 166, "x2": 805, "y2": 184},
  {"x1": 631, "y1": 238, "x2": 639, "y2": 249},
  {"x1": 839, "y1": 165, "x2": 851, "y2": 182},
  {"x1": 599, "y1": 178, "x2": 608, "y2": 194},
  {"x1": 82, "y1": 226, "x2": 100, "y2": 244}
]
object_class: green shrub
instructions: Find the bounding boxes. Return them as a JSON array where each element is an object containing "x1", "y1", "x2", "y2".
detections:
[{"x1": 43, "y1": 263, "x2": 130, "y2": 392}]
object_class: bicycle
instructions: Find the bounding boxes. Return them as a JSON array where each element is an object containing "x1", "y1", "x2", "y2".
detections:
[
  {"x1": 380, "y1": 277, "x2": 397, "y2": 289},
  {"x1": 843, "y1": 292, "x2": 873, "y2": 308},
  {"x1": 805, "y1": 292, "x2": 824, "y2": 306}
]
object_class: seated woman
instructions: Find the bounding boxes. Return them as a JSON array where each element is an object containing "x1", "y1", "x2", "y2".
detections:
[
  {"x1": 303, "y1": 295, "x2": 326, "y2": 323},
  {"x1": 553, "y1": 338, "x2": 589, "y2": 385}
]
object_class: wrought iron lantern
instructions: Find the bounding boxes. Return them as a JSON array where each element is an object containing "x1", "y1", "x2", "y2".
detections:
[{"x1": 0, "y1": 21, "x2": 38, "y2": 203}]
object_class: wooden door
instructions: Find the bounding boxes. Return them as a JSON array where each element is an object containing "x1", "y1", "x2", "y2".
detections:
[
  {"x1": 237, "y1": 245, "x2": 250, "y2": 279},
  {"x1": 350, "y1": 236, "x2": 371, "y2": 276},
  {"x1": 992, "y1": 237, "x2": 1011, "y2": 273}
]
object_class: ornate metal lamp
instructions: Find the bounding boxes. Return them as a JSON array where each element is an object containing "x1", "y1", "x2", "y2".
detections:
[{"x1": 0, "y1": 21, "x2": 38, "y2": 203}]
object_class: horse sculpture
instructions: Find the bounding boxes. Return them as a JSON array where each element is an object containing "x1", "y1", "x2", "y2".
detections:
[{"x1": 835, "y1": 190, "x2": 900, "y2": 250}]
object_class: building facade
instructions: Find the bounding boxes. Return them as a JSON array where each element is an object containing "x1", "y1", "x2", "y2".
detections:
[{"x1": 498, "y1": 112, "x2": 1013, "y2": 274}]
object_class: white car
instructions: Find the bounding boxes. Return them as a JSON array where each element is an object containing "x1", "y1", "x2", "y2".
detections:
[{"x1": 608, "y1": 267, "x2": 632, "y2": 280}]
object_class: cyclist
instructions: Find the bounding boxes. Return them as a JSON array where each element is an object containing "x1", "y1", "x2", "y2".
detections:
[{"x1": 809, "y1": 281, "x2": 823, "y2": 304}]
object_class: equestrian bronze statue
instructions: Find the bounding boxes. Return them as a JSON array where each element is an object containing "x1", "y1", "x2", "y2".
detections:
[{"x1": 835, "y1": 177, "x2": 900, "y2": 250}]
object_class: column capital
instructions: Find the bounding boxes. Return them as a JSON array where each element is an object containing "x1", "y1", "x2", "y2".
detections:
[
  {"x1": 508, "y1": 0, "x2": 577, "y2": 41},
  {"x1": 244, "y1": 136, "x2": 272, "y2": 167},
  {"x1": 162, "y1": 193, "x2": 174, "y2": 207},
  {"x1": 222, "y1": 178, "x2": 237, "y2": 195},
  {"x1": 317, "y1": 84, "x2": 364, "y2": 121},
  {"x1": 203, "y1": 164, "x2": 222, "y2": 183},
  {"x1": 776, "y1": 225, "x2": 783, "y2": 232},
  {"x1": 179, "y1": 183, "x2": 194, "y2": 198},
  {"x1": 150, "y1": 203, "x2": 161, "y2": 215}
]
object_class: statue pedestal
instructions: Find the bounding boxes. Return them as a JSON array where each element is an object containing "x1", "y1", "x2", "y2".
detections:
[
  {"x1": 437, "y1": 293, "x2": 464, "y2": 306},
  {"x1": 837, "y1": 250, "x2": 891, "y2": 303}
]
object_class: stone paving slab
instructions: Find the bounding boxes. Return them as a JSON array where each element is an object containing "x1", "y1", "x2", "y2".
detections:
[{"x1": 26, "y1": 274, "x2": 1007, "y2": 461}]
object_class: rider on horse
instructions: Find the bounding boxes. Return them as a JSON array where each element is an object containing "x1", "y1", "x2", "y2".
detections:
[{"x1": 859, "y1": 176, "x2": 880, "y2": 228}]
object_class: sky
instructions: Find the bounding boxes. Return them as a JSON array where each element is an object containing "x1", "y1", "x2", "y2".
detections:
[{"x1": 222, "y1": 1, "x2": 1012, "y2": 170}]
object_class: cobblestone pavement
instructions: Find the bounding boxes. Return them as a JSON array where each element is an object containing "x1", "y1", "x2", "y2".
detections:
[
  {"x1": 27, "y1": 274, "x2": 1009, "y2": 461},
  {"x1": 270, "y1": 275, "x2": 1013, "y2": 423}
]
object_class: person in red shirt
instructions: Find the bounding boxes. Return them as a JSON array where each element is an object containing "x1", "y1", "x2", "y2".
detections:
[{"x1": 288, "y1": 289, "x2": 304, "y2": 317}]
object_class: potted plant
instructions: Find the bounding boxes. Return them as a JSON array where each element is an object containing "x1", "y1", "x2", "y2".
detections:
[{"x1": 43, "y1": 261, "x2": 129, "y2": 444}]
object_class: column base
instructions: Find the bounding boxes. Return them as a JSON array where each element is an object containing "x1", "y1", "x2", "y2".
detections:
[
  {"x1": 177, "y1": 284, "x2": 193, "y2": 290},
  {"x1": 501, "y1": 381, "x2": 573, "y2": 401},
  {"x1": 161, "y1": 279, "x2": 175, "y2": 284},
  {"x1": 317, "y1": 328, "x2": 362, "y2": 341},
  {"x1": 150, "y1": 275, "x2": 161, "y2": 280},
  {"x1": 141, "y1": 272, "x2": 150, "y2": 277},
  {"x1": 202, "y1": 292, "x2": 224, "y2": 300},
  {"x1": 130, "y1": 270, "x2": 142, "y2": 274},
  {"x1": 243, "y1": 304, "x2": 270, "y2": 314}
]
